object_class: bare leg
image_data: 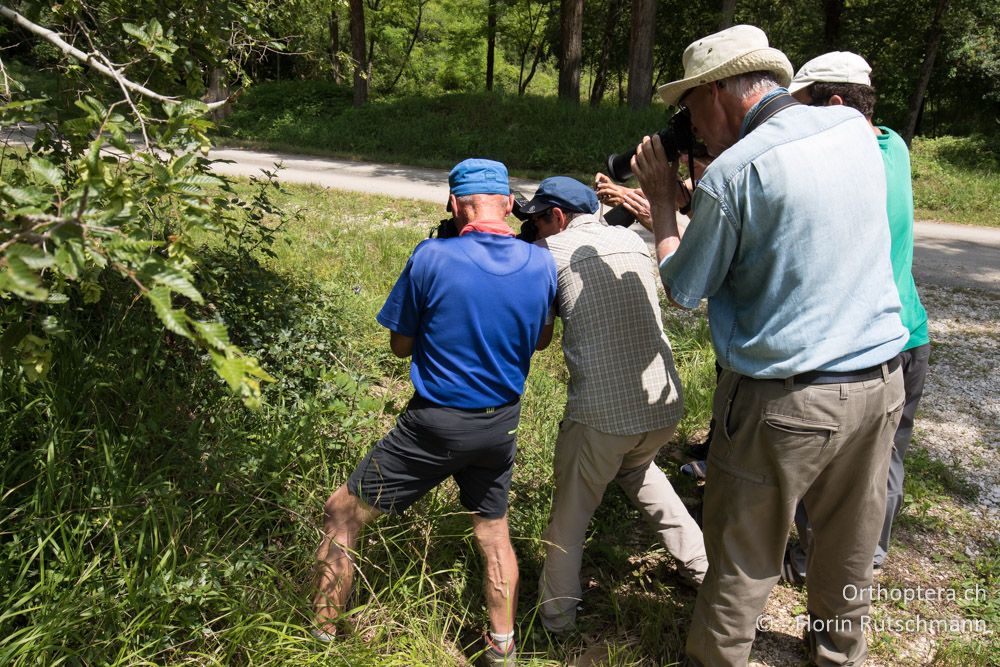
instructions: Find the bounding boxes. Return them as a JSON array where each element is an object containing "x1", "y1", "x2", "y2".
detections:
[
  {"x1": 471, "y1": 513, "x2": 519, "y2": 635},
  {"x1": 313, "y1": 484, "x2": 381, "y2": 633}
]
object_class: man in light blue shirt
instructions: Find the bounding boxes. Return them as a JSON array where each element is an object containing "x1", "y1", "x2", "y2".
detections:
[{"x1": 632, "y1": 25, "x2": 906, "y2": 666}]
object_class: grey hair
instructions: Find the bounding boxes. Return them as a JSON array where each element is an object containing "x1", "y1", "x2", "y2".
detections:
[
  {"x1": 717, "y1": 71, "x2": 781, "y2": 101},
  {"x1": 456, "y1": 193, "x2": 508, "y2": 207}
]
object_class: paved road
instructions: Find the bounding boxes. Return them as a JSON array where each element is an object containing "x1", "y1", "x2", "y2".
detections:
[
  {"x1": 211, "y1": 146, "x2": 999, "y2": 294},
  {"x1": 4, "y1": 122, "x2": 994, "y2": 294}
]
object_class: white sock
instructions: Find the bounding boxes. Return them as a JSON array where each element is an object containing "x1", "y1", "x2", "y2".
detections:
[
  {"x1": 311, "y1": 628, "x2": 336, "y2": 642},
  {"x1": 489, "y1": 630, "x2": 514, "y2": 652}
]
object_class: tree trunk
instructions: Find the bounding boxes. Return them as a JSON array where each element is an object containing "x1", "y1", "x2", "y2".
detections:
[
  {"x1": 558, "y1": 0, "x2": 583, "y2": 104},
  {"x1": 617, "y1": 64, "x2": 624, "y2": 106},
  {"x1": 903, "y1": 0, "x2": 950, "y2": 145},
  {"x1": 487, "y1": 0, "x2": 497, "y2": 91},
  {"x1": 590, "y1": 0, "x2": 626, "y2": 106},
  {"x1": 822, "y1": 0, "x2": 844, "y2": 49},
  {"x1": 627, "y1": 0, "x2": 656, "y2": 109},
  {"x1": 349, "y1": 0, "x2": 368, "y2": 107},
  {"x1": 329, "y1": 6, "x2": 343, "y2": 84},
  {"x1": 719, "y1": 0, "x2": 737, "y2": 29},
  {"x1": 517, "y1": 0, "x2": 555, "y2": 96},
  {"x1": 207, "y1": 67, "x2": 231, "y2": 121},
  {"x1": 520, "y1": 41, "x2": 547, "y2": 95}
]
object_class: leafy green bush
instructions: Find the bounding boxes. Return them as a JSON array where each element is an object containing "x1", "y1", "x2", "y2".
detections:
[{"x1": 0, "y1": 248, "x2": 387, "y2": 665}]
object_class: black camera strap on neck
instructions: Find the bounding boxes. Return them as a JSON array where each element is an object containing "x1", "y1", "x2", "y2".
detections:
[
  {"x1": 686, "y1": 92, "x2": 798, "y2": 202},
  {"x1": 679, "y1": 92, "x2": 798, "y2": 208},
  {"x1": 743, "y1": 92, "x2": 800, "y2": 136}
]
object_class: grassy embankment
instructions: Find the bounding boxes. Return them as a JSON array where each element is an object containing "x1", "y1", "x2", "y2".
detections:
[
  {"x1": 217, "y1": 81, "x2": 1000, "y2": 228},
  {"x1": 1, "y1": 177, "x2": 995, "y2": 665}
]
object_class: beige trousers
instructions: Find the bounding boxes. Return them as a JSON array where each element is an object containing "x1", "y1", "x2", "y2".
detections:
[
  {"x1": 538, "y1": 419, "x2": 708, "y2": 632},
  {"x1": 686, "y1": 367, "x2": 904, "y2": 667}
]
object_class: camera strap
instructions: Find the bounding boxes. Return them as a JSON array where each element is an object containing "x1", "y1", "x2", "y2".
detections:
[{"x1": 743, "y1": 92, "x2": 801, "y2": 136}]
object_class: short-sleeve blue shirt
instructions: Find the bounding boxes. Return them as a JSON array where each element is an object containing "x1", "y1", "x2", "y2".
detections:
[
  {"x1": 378, "y1": 231, "x2": 557, "y2": 408},
  {"x1": 661, "y1": 100, "x2": 908, "y2": 378}
]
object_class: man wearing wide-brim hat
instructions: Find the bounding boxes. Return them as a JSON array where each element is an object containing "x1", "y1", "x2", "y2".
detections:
[{"x1": 631, "y1": 24, "x2": 908, "y2": 666}]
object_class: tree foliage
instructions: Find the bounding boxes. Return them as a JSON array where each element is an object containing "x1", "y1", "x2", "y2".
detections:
[
  {"x1": 259, "y1": 0, "x2": 999, "y2": 135},
  {"x1": 0, "y1": 2, "x2": 295, "y2": 406}
]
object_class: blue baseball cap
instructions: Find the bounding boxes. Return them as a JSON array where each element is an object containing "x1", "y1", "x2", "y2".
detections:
[
  {"x1": 449, "y1": 158, "x2": 511, "y2": 197},
  {"x1": 520, "y1": 176, "x2": 599, "y2": 216}
]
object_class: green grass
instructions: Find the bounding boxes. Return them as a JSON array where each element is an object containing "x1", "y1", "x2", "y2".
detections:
[
  {"x1": 911, "y1": 134, "x2": 1000, "y2": 227},
  {"x1": 217, "y1": 82, "x2": 671, "y2": 182},
  {"x1": 895, "y1": 445, "x2": 980, "y2": 535},
  {"x1": 0, "y1": 182, "x2": 715, "y2": 665},
  {"x1": 218, "y1": 81, "x2": 1000, "y2": 227}
]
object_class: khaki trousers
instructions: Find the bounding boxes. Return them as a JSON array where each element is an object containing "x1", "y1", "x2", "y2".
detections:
[
  {"x1": 538, "y1": 420, "x2": 708, "y2": 632},
  {"x1": 686, "y1": 367, "x2": 904, "y2": 667}
]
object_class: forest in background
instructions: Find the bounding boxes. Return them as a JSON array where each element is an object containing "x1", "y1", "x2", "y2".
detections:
[{"x1": 2, "y1": 0, "x2": 999, "y2": 143}]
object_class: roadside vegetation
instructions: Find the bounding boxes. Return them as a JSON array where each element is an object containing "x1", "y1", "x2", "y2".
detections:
[
  {"x1": 910, "y1": 135, "x2": 1000, "y2": 227},
  {"x1": 1, "y1": 182, "x2": 994, "y2": 665},
  {"x1": 217, "y1": 82, "x2": 1000, "y2": 228}
]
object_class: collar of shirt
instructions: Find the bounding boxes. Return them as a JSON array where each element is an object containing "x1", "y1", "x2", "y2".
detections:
[
  {"x1": 739, "y1": 86, "x2": 789, "y2": 139},
  {"x1": 564, "y1": 212, "x2": 603, "y2": 231},
  {"x1": 459, "y1": 219, "x2": 515, "y2": 237}
]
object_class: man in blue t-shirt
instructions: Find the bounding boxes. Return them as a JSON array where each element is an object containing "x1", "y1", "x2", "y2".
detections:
[{"x1": 312, "y1": 158, "x2": 556, "y2": 665}]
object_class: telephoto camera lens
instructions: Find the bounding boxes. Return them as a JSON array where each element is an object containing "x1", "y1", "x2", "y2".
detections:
[{"x1": 606, "y1": 109, "x2": 705, "y2": 182}]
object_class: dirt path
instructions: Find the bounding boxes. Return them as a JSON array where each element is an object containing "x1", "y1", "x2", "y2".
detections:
[{"x1": 207, "y1": 146, "x2": 1000, "y2": 294}]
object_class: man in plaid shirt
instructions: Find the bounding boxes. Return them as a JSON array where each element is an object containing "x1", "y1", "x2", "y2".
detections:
[{"x1": 525, "y1": 176, "x2": 707, "y2": 634}]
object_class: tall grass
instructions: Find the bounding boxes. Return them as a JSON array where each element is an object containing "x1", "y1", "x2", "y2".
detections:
[
  {"x1": 218, "y1": 83, "x2": 670, "y2": 180},
  {"x1": 911, "y1": 134, "x2": 1000, "y2": 227},
  {"x1": 0, "y1": 183, "x2": 716, "y2": 665}
]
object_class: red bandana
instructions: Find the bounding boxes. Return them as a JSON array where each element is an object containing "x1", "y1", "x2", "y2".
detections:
[{"x1": 459, "y1": 219, "x2": 515, "y2": 237}]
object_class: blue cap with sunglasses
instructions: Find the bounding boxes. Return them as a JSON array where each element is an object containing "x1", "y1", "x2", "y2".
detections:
[{"x1": 520, "y1": 176, "x2": 599, "y2": 216}]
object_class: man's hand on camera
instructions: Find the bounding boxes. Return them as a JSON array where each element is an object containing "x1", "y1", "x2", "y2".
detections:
[
  {"x1": 632, "y1": 135, "x2": 679, "y2": 204},
  {"x1": 632, "y1": 134, "x2": 683, "y2": 264},
  {"x1": 620, "y1": 188, "x2": 652, "y2": 230},
  {"x1": 594, "y1": 172, "x2": 630, "y2": 206}
]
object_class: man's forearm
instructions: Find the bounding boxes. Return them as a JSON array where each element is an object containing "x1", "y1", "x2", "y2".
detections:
[{"x1": 651, "y1": 203, "x2": 682, "y2": 263}]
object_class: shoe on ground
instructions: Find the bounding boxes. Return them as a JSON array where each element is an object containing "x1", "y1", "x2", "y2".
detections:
[
  {"x1": 680, "y1": 460, "x2": 708, "y2": 481},
  {"x1": 780, "y1": 545, "x2": 807, "y2": 587},
  {"x1": 310, "y1": 628, "x2": 337, "y2": 642},
  {"x1": 478, "y1": 634, "x2": 516, "y2": 666}
]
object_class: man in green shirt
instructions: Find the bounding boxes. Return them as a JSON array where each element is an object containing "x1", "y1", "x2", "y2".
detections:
[{"x1": 786, "y1": 51, "x2": 931, "y2": 575}]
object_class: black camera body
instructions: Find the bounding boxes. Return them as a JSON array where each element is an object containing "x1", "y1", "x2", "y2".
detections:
[
  {"x1": 430, "y1": 217, "x2": 459, "y2": 238},
  {"x1": 606, "y1": 108, "x2": 707, "y2": 182}
]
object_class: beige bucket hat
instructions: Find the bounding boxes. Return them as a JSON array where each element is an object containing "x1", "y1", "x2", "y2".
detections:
[{"x1": 657, "y1": 24, "x2": 793, "y2": 107}]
